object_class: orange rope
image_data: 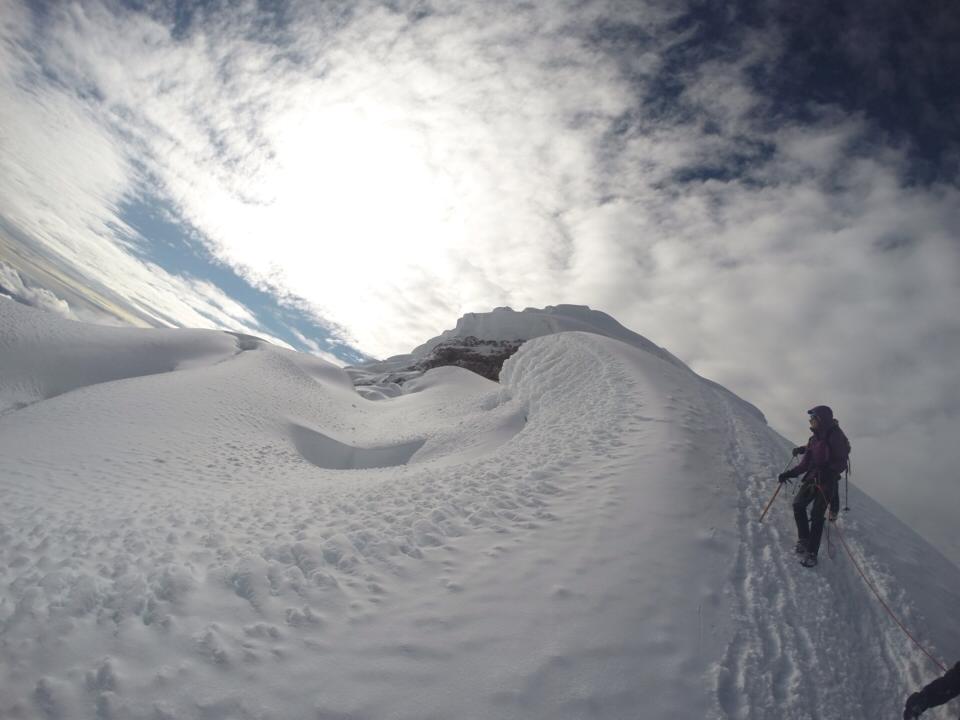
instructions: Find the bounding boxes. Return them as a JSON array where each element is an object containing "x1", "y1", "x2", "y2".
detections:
[
  {"x1": 815, "y1": 486, "x2": 948, "y2": 673},
  {"x1": 825, "y1": 516, "x2": 836, "y2": 559}
]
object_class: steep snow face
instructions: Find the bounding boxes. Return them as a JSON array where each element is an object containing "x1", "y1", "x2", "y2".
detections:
[{"x1": 1, "y1": 297, "x2": 959, "y2": 720}]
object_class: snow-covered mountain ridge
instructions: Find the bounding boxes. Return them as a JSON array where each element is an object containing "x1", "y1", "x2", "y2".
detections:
[
  {"x1": 348, "y1": 305, "x2": 766, "y2": 427},
  {"x1": 1, "y1": 297, "x2": 959, "y2": 720}
]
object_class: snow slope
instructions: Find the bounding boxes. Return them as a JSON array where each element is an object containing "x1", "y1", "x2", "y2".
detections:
[{"x1": 1, "y1": 297, "x2": 959, "y2": 720}]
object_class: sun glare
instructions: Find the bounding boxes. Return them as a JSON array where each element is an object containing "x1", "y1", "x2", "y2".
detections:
[
  {"x1": 271, "y1": 104, "x2": 456, "y2": 263},
  {"x1": 180, "y1": 89, "x2": 479, "y2": 352}
]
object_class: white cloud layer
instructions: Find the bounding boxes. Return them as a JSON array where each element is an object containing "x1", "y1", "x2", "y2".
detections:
[
  {"x1": 0, "y1": 262, "x2": 76, "y2": 318},
  {"x1": 1, "y1": 0, "x2": 959, "y2": 561}
]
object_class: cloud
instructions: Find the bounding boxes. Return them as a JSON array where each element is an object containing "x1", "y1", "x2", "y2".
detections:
[
  {"x1": 572, "y1": 28, "x2": 960, "y2": 558},
  {"x1": 4, "y1": 0, "x2": 664, "y2": 355},
  {"x1": 0, "y1": 262, "x2": 76, "y2": 318},
  {"x1": 288, "y1": 327, "x2": 345, "y2": 366},
  {"x1": 0, "y1": 3, "x2": 325, "y2": 349}
]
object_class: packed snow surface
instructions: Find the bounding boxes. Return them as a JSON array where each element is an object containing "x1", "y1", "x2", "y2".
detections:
[{"x1": 1, "y1": 298, "x2": 959, "y2": 719}]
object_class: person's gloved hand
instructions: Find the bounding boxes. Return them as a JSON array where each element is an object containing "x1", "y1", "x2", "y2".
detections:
[
  {"x1": 777, "y1": 472, "x2": 792, "y2": 483},
  {"x1": 904, "y1": 691, "x2": 925, "y2": 719},
  {"x1": 828, "y1": 511, "x2": 838, "y2": 522},
  {"x1": 792, "y1": 446, "x2": 806, "y2": 457}
]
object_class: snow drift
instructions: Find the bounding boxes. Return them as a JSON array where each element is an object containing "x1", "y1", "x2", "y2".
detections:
[{"x1": 1, "y1": 297, "x2": 959, "y2": 720}]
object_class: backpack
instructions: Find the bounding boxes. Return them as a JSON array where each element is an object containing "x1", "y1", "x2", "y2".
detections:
[
  {"x1": 828, "y1": 423, "x2": 852, "y2": 476},
  {"x1": 828, "y1": 422, "x2": 852, "y2": 511}
]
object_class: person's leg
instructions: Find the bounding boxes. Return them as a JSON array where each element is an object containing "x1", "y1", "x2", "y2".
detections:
[
  {"x1": 807, "y1": 479, "x2": 835, "y2": 556},
  {"x1": 793, "y1": 483, "x2": 813, "y2": 545}
]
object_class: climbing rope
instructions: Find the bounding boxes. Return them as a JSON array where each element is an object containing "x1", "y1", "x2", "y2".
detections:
[
  {"x1": 825, "y1": 516, "x2": 836, "y2": 560},
  {"x1": 768, "y1": 464, "x2": 946, "y2": 672},
  {"x1": 815, "y1": 485, "x2": 948, "y2": 673}
]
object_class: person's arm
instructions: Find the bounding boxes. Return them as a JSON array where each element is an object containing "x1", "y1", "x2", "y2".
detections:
[
  {"x1": 782, "y1": 440, "x2": 812, "y2": 479},
  {"x1": 921, "y1": 662, "x2": 960, "y2": 707},
  {"x1": 904, "y1": 662, "x2": 960, "y2": 717}
]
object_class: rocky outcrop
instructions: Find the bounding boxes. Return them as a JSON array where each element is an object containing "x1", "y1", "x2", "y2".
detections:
[
  {"x1": 415, "y1": 336, "x2": 523, "y2": 381},
  {"x1": 351, "y1": 336, "x2": 523, "y2": 389}
]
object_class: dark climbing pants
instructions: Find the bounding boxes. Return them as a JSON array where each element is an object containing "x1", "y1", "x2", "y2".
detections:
[{"x1": 793, "y1": 476, "x2": 838, "y2": 556}]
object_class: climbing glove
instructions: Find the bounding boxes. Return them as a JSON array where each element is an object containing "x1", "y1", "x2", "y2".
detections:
[
  {"x1": 792, "y1": 446, "x2": 806, "y2": 456},
  {"x1": 777, "y1": 472, "x2": 792, "y2": 484},
  {"x1": 903, "y1": 692, "x2": 925, "y2": 719}
]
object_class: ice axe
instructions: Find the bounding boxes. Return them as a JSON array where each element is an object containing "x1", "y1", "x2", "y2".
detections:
[{"x1": 758, "y1": 457, "x2": 797, "y2": 523}]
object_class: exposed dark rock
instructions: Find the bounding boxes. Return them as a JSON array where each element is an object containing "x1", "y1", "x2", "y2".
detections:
[
  {"x1": 351, "y1": 336, "x2": 524, "y2": 388},
  {"x1": 416, "y1": 337, "x2": 524, "y2": 381}
]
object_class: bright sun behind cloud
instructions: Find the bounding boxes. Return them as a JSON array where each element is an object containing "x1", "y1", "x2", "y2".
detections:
[
  {"x1": 275, "y1": 103, "x2": 455, "y2": 247},
  {"x1": 158, "y1": 79, "x2": 471, "y2": 351},
  {"x1": 240, "y1": 98, "x2": 465, "y2": 335}
]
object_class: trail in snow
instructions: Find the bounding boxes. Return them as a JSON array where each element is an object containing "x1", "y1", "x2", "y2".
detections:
[{"x1": 715, "y1": 389, "x2": 958, "y2": 720}]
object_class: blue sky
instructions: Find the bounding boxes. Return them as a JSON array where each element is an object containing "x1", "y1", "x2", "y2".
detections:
[
  {"x1": 1, "y1": 0, "x2": 959, "y2": 561},
  {"x1": 119, "y1": 195, "x2": 370, "y2": 363}
]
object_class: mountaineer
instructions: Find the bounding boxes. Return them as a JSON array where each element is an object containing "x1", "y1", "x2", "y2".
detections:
[{"x1": 778, "y1": 405, "x2": 851, "y2": 568}]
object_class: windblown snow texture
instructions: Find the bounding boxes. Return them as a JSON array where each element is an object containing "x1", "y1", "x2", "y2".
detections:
[{"x1": 1, "y1": 298, "x2": 958, "y2": 720}]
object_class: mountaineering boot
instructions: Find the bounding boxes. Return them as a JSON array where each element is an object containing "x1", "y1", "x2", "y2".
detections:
[
  {"x1": 800, "y1": 551, "x2": 818, "y2": 568},
  {"x1": 795, "y1": 540, "x2": 807, "y2": 554}
]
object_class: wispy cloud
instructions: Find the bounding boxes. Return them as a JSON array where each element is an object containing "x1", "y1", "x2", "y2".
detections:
[
  {"x1": 4, "y1": 1, "x2": 679, "y2": 354},
  {"x1": 0, "y1": 3, "x2": 361, "y2": 355}
]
